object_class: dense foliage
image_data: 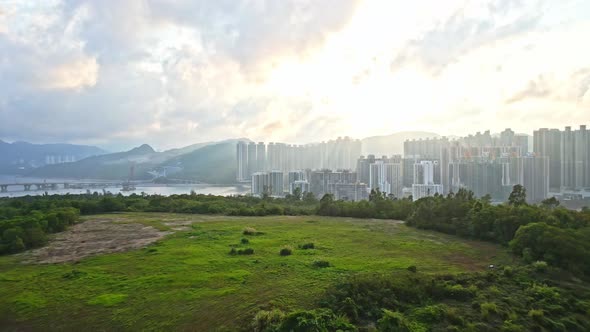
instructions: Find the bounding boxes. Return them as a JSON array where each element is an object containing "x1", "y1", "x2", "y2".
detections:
[
  {"x1": 0, "y1": 201, "x2": 78, "y2": 254},
  {"x1": 257, "y1": 266, "x2": 590, "y2": 331}
]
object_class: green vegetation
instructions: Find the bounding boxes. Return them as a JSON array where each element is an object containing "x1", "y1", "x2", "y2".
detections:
[
  {"x1": 0, "y1": 185, "x2": 589, "y2": 331},
  {"x1": 0, "y1": 213, "x2": 512, "y2": 330},
  {"x1": 279, "y1": 247, "x2": 293, "y2": 256},
  {"x1": 0, "y1": 205, "x2": 78, "y2": 254}
]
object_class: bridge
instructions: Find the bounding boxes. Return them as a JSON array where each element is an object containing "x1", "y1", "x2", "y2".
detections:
[{"x1": 0, "y1": 181, "x2": 133, "y2": 193}]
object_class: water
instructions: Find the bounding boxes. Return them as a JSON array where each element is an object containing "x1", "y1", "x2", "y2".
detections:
[{"x1": 0, "y1": 175, "x2": 250, "y2": 198}]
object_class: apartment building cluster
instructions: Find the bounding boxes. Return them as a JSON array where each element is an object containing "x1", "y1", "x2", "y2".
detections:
[
  {"x1": 237, "y1": 125, "x2": 589, "y2": 204},
  {"x1": 236, "y1": 137, "x2": 361, "y2": 182}
]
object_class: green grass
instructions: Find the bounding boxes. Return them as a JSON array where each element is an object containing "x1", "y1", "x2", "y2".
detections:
[{"x1": 0, "y1": 213, "x2": 515, "y2": 331}]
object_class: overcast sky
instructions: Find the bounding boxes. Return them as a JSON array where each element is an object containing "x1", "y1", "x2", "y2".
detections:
[{"x1": 1, "y1": 0, "x2": 589, "y2": 151}]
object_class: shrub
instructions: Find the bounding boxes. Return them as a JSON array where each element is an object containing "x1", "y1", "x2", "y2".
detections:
[
  {"x1": 411, "y1": 304, "x2": 445, "y2": 323},
  {"x1": 300, "y1": 243, "x2": 315, "y2": 249},
  {"x1": 241, "y1": 238, "x2": 250, "y2": 244},
  {"x1": 440, "y1": 284, "x2": 474, "y2": 300},
  {"x1": 243, "y1": 227, "x2": 258, "y2": 235},
  {"x1": 502, "y1": 266, "x2": 514, "y2": 277},
  {"x1": 532, "y1": 261, "x2": 548, "y2": 272},
  {"x1": 480, "y1": 302, "x2": 499, "y2": 318},
  {"x1": 279, "y1": 309, "x2": 356, "y2": 332},
  {"x1": 501, "y1": 320, "x2": 525, "y2": 332},
  {"x1": 229, "y1": 248, "x2": 237, "y2": 255},
  {"x1": 238, "y1": 248, "x2": 254, "y2": 255},
  {"x1": 407, "y1": 265, "x2": 417, "y2": 273},
  {"x1": 280, "y1": 247, "x2": 292, "y2": 256},
  {"x1": 252, "y1": 309, "x2": 285, "y2": 332},
  {"x1": 312, "y1": 260, "x2": 331, "y2": 268},
  {"x1": 527, "y1": 309, "x2": 544, "y2": 322},
  {"x1": 378, "y1": 309, "x2": 425, "y2": 332},
  {"x1": 445, "y1": 307, "x2": 464, "y2": 326}
]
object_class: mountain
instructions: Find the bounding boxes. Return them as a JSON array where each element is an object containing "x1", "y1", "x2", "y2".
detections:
[
  {"x1": 161, "y1": 141, "x2": 237, "y2": 184},
  {"x1": 28, "y1": 139, "x2": 240, "y2": 183},
  {"x1": 361, "y1": 131, "x2": 440, "y2": 156},
  {"x1": 28, "y1": 144, "x2": 159, "y2": 180},
  {"x1": 0, "y1": 141, "x2": 107, "y2": 174}
]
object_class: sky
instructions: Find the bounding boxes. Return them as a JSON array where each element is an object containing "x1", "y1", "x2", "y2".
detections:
[{"x1": 0, "y1": 0, "x2": 589, "y2": 151}]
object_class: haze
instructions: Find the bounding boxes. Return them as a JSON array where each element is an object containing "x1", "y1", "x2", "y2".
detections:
[{"x1": 1, "y1": 0, "x2": 589, "y2": 151}]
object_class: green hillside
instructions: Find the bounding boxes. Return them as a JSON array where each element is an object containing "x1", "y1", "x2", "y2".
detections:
[{"x1": 166, "y1": 141, "x2": 237, "y2": 184}]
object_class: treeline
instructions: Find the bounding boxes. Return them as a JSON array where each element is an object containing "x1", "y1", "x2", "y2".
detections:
[
  {"x1": 253, "y1": 265, "x2": 590, "y2": 331},
  {"x1": 404, "y1": 186, "x2": 590, "y2": 276},
  {"x1": 0, "y1": 204, "x2": 78, "y2": 254},
  {"x1": 2, "y1": 187, "x2": 590, "y2": 275}
]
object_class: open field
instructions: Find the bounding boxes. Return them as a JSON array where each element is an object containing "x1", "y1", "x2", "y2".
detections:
[{"x1": 0, "y1": 213, "x2": 516, "y2": 331}]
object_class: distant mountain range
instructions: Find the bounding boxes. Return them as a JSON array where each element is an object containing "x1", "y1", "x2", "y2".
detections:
[
  {"x1": 0, "y1": 140, "x2": 107, "y2": 174},
  {"x1": 24, "y1": 139, "x2": 245, "y2": 184}
]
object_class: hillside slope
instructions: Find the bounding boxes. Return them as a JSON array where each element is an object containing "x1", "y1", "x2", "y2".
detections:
[{"x1": 0, "y1": 140, "x2": 106, "y2": 174}]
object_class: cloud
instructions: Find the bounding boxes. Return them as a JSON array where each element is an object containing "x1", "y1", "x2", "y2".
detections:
[
  {"x1": 390, "y1": 0, "x2": 545, "y2": 75},
  {"x1": 506, "y1": 75, "x2": 552, "y2": 104},
  {"x1": 40, "y1": 57, "x2": 99, "y2": 90},
  {"x1": 0, "y1": 0, "x2": 589, "y2": 150}
]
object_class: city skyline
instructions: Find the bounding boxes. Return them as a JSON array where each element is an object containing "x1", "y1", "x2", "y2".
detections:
[
  {"x1": 240, "y1": 124, "x2": 589, "y2": 204},
  {"x1": 1, "y1": 1, "x2": 589, "y2": 151}
]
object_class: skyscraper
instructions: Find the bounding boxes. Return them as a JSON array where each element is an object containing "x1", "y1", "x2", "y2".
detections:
[
  {"x1": 518, "y1": 155, "x2": 549, "y2": 203},
  {"x1": 247, "y1": 142, "x2": 257, "y2": 177},
  {"x1": 533, "y1": 128, "x2": 561, "y2": 191},
  {"x1": 236, "y1": 141, "x2": 249, "y2": 182},
  {"x1": 256, "y1": 142, "x2": 266, "y2": 172}
]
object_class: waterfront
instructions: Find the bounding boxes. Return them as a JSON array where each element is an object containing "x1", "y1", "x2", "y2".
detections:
[{"x1": 0, "y1": 175, "x2": 250, "y2": 198}]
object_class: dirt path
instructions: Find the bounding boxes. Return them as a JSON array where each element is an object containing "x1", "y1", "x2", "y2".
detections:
[{"x1": 20, "y1": 217, "x2": 172, "y2": 264}]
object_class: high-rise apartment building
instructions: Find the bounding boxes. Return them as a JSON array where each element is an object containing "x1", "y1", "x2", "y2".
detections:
[
  {"x1": 559, "y1": 125, "x2": 590, "y2": 190},
  {"x1": 247, "y1": 142, "x2": 257, "y2": 177},
  {"x1": 518, "y1": 155, "x2": 550, "y2": 203},
  {"x1": 256, "y1": 142, "x2": 266, "y2": 172},
  {"x1": 236, "y1": 141, "x2": 249, "y2": 182},
  {"x1": 251, "y1": 171, "x2": 284, "y2": 197},
  {"x1": 533, "y1": 128, "x2": 562, "y2": 191},
  {"x1": 327, "y1": 182, "x2": 369, "y2": 201}
]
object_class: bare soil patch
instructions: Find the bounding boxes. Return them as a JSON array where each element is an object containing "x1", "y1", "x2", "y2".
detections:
[{"x1": 21, "y1": 217, "x2": 172, "y2": 264}]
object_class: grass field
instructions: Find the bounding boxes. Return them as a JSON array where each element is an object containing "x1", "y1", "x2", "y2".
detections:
[{"x1": 0, "y1": 213, "x2": 516, "y2": 331}]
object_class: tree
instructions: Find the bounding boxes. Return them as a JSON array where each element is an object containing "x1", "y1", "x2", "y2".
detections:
[
  {"x1": 292, "y1": 187, "x2": 302, "y2": 201},
  {"x1": 369, "y1": 188, "x2": 385, "y2": 202},
  {"x1": 10, "y1": 236, "x2": 25, "y2": 253},
  {"x1": 303, "y1": 192, "x2": 317, "y2": 204},
  {"x1": 540, "y1": 197, "x2": 560, "y2": 209},
  {"x1": 508, "y1": 185, "x2": 527, "y2": 206}
]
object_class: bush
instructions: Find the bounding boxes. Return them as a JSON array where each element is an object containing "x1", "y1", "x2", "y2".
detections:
[
  {"x1": 445, "y1": 307, "x2": 464, "y2": 326},
  {"x1": 300, "y1": 243, "x2": 315, "y2": 249},
  {"x1": 280, "y1": 247, "x2": 292, "y2": 256},
  {"x1": 527, "y1": 309, "x2": 544, "y2": 321},
  {"x1": 378, "y1": 309, "x2": 424, "y2": 332},
  {"x1": 407, "y1": 265, "x2": 417, "y2": 273},
  {"x1": 238, "y1": 248, "x2": 254, "y2": 255},
  {"x1": 241, "y1": 238, "x2": 250, "y2": 244},
  {"x1": 532, "y1": 261, "x2": 548, "y2": 272},
  {"x1": 243, "y1": 227, "x2": 258, "y2": 235},
  {"x1": 312, "y1": 260, "x2": 331, "y2": 268},
  {"x1": 229, "y1": 248, "x2": 237, "y2": 255},
  {"x1": 279, "y1": 309, "x2": 356, "y2": 332},
  {"x1": 480, "y1": 302, "x2": 498, "y2": 318},
  {"x1": 252, "y1": 309, "x2": 285, "y2": 332}
]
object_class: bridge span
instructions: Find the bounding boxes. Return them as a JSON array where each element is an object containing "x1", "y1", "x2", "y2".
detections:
[{"x1": 0, "y1": 181, "x2": 132, "y2": 193}]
